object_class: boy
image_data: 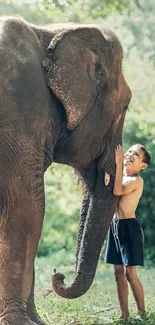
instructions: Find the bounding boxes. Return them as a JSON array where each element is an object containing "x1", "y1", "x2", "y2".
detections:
[{"x1": 105, "y1": 143, "x2": 151, "y2": 321}]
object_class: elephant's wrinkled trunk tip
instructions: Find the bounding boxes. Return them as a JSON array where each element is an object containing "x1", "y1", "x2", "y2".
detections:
[
  {"x1": 51, "y1": 271, "x2": 94, "y2": 299},
  {"x1": 52, "y1": 272, "x2": 68, "y2": 297},
  {"x1": 52, "y1": 272, "x2": 65, "y2": 285}
]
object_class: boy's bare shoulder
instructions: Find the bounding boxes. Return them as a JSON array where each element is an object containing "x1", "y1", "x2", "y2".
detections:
[
  {"x1": 136, "y1": 176, "x2": 144, "y2": 189},
  {"x1": 123, "y1": 175, "x2": 143, "y2": 188}
]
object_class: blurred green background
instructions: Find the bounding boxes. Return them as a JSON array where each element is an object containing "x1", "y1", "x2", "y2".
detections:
[{"x1": 1, "y1": 0, "x2": 155, "y2": 265}]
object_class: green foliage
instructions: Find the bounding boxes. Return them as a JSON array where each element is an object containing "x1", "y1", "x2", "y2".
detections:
[
  {"x1": 35, "y1": 255, "x2": 155, "y2": 324},
  {"x1": 38, "y1": 0, "x2": 132, "y2": 23},
  {"x1": 37, "y1": 164, "x2": 81, "y2": 257},
  {"x1": 0, "y1": 1, "x2": 51, "y2": 24},
  {"x1": 123, "y1": 55, "x2": 155, "y2": 123},
  {"x1": 123, "y1": 0, "x2": 155, "y2": 62},
  {"x1": 123, "y1": 120, "x2": 155, "y2": 264}
]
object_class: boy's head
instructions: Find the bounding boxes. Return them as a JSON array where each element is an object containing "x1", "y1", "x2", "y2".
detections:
[{"x1": 124, "y1": 144, "x2": 151, "y2": 173}]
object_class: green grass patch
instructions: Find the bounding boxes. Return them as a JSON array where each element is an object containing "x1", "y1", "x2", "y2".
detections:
[{"x1": 35, "y1": 253, "x2": 155, "y2": 324}]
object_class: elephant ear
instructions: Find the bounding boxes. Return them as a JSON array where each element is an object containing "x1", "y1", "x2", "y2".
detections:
[{"x1": 42, "y1": 27, "x2": 106, "y2": 130}]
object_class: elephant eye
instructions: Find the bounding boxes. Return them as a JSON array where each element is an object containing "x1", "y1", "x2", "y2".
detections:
[{"x1": 95, "y1": 63, "x2": 102, "y2": 74}]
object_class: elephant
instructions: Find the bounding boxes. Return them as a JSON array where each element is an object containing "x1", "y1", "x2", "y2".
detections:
[{"x1": 0, "y1": 16, "x2": 131, "y2": 325}]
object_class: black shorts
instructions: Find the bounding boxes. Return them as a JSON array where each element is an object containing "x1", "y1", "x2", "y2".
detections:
[{"x1": 104, "y1": 218, "x2": 144, "y2": 266}]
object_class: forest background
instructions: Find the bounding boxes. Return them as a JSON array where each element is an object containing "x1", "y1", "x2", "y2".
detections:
[{"x1": 1, "y1": 0, "x2": 155, "y2": 266}]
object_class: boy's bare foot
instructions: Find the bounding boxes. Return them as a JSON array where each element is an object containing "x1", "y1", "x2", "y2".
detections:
[
  {"x1": 135, "y1": 311, "x2": 147, "y2": 321},
  {"x1": 114, "y1": 313, "x2": 129, "y2": 322}
]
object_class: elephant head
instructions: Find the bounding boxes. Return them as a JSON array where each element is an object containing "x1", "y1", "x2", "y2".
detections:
[{"x1": 42, "y1": 26, "x2": 132, "y2": 298}]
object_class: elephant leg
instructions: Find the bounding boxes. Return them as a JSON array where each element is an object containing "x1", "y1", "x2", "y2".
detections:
[
  {"x1": 27, "y1": 268, "x2": 47, "y2": 325},
  {"x1": 0, "y1": 198, "x2": 44, "y2": 325},
  {"x1": 0, "y1": 224, "x2": 35, "y2": 324}
]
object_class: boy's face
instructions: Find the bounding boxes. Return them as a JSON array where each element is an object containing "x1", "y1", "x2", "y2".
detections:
[{"x1": 124, "y1": 145, "x2": 147, "y2": 172}]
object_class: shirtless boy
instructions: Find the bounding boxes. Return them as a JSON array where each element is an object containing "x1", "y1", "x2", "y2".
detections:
[{"x1": 105, "y1": 143, "x2": 151, "y2": 320}]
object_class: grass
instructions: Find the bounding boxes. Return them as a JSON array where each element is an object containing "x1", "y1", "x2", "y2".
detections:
[{"x1": 35, "y1": 253, "x2": 155, "y2": 325}]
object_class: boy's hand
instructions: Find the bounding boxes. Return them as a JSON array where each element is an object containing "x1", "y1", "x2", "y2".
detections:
[{"x1": 115, "y1": 145, "x2": 124, "y2": 166}]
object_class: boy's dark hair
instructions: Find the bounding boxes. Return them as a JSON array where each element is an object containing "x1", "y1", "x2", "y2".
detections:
[{"x1": 136, "y1": 144, "x2": 151, "y2": 165}]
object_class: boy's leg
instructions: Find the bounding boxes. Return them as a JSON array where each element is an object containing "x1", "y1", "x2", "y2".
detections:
[
  {"x1": 125, "y1": 265, "x2": 145, "y2": 313},
  {"x1": 113, "y1": 265, "x2": 129, "y2": 319}
]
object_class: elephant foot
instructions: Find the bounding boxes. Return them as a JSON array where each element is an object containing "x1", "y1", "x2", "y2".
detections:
[
  {"x1": 27, "y1": 305, "x2": 47, "y2": 325},
  {"x1": 28, "y1": 312, "x2": 47, "y2": 325},
  {"x1": 0, "y1": 313, "x2": 36, "y2": 325},
  {"x1": 0, "y1": 303, "x2": 48, "y2": 325}
]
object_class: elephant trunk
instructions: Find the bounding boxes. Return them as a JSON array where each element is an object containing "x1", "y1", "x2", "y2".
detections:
[
  {"x1": 52, "y1": 170, "x2": 118, "y2": 298},
  {"x1": 75, "y1": 190, "x2": 90, "y2": 272}
]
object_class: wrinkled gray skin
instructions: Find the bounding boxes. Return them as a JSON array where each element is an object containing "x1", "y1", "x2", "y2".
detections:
[{"x1": 0, "y1": 16, "x2": 131, "y2": 324}]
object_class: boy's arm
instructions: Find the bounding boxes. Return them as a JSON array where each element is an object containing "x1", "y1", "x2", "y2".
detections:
[
  {"x1": 113, "y1": 145, "x2": 143, "y2": 196},
  {"x1": 113, "y1": 145, "x2": 124, "y2": 195}
]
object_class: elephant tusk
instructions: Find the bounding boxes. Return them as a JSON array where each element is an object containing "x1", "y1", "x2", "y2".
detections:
[{"x1": 104, "y1": 172, "x2": 110, "y2": 186}]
